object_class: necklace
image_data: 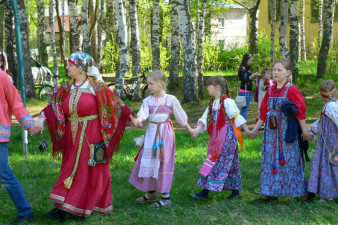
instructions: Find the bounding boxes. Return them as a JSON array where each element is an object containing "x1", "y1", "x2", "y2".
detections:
[
  {"x1": 272, "y1": 80, "x2": 288, "y2": 111},
  {"x1": 73, "y1": 76, "x2": 88, "y2": 88}
]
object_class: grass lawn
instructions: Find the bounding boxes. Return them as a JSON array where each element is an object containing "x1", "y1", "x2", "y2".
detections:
[{"x1": 1, "y1": 75, "x2": 337, "y2": 224}]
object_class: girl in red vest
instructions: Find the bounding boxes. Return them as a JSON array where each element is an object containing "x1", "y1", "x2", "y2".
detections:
[{"x1": 189, "y1": 76, "x2": 251, "y2": 200}]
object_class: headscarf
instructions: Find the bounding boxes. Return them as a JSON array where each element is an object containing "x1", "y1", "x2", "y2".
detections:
[{"x1": 68, "y1": 52, "x2": 104, "y2": 82}]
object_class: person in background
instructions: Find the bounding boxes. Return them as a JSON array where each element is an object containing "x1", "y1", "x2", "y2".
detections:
[
  {"x1": 254, "y1": 68, "x2": 273, "y2": 122},
  {"x1": 0, "y1": 51, "x2": 12, "y2": 83}
]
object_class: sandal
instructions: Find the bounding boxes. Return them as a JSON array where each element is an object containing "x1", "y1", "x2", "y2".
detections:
[
  {"x1": 135, "y1": 193, "x2": 157, "y2": 204},
  {"x1": 150, "y1": 200, "x2": 172, "y2": 208}
]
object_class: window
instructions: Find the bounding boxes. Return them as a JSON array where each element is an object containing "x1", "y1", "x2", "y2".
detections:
[
  {"x1": 219, "y1": 18, "x2": 224, "y2": 27},
  {"x1": 218, "y1": 40, "x2": 224, "y2": 50},
  {"x1": 311, "y1": 0, "x2": 338, "y2": 22}
]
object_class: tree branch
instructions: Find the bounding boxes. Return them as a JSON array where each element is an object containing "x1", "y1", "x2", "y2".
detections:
[{"x1": 232, "y1": 0, "x2": 250, "y2": 11}]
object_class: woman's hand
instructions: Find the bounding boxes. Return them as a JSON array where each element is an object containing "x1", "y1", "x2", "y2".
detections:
[{"x1": 130, "y1": 115, "x2": 143, "y2": 128}]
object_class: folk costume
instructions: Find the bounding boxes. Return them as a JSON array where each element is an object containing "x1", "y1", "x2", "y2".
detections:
[
  {"x1": 308, "y1": 98, "x2": 338, "y2": 200},
  {"x1": 129, "y1": 94, "x2": 188, "y2": 193},
  {"x1": 259, "y1": 82, "x2": 307, "y2": 197},
  {"x1": 195, "y1": 96, "x2": 246, "y2": 192},
  {"x1": 0, "y1": 71, "x2": 35, "y2": 218},
  {"x1": 42, "y1": 53, "x2": 132, "y2": 217}
]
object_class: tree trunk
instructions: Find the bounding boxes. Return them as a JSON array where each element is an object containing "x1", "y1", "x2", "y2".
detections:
[
  {"x1": 289, "y1": 0, "x2": 298, "y2": 83},
  {"x1": 269, "y1": 0, "x2": 276, "y2": 65},
  {"x1": 55, "y1": 0, "x2": 67, "y2": 70},
  {"x1": 89, "y1": 0, "x2": 98, "y2": 61},
  {"x1": 299, "y1": 0, "x2": 306, "y2": 61},
  {"x1": 68, "y1": 0, "x2": 81, "y2": 52},
  {"x1": 330, "y1": 1, "x2": 335, "y2": 47},
  {"x1": 317, "y1": 0, "x2": 333, "y2": 78},
  {"x1": 82, "y1": 0, "x2": 90, "y2": 54},
  {"x1": 197, "y1": 0, "x2": 206, "y2": 98},
  {"x1": 17, "y1": 0, "x2": 35, "y2": 98},
  {"x1": 177, "y1": 0, "x2": 198, "y2": 103},
  {"x1": 97, "y1": 0, "x2": 104, "y2": 66},
  {"x1": 279, "y1": 0, "x2": 289, "y2": 59},
  {"x1": 114, "y1": 0, "x2": 129, "y2": 98},
  {"x1": 318, "y1": 0, "x2": 323, "y2": 46},
  {"x1": 152, "y1": 0, "x2": 161, "y2": 70},
  {"x1": 50, "y1": 0, "x2": 58, "y2": 75},
  {"x1": 169, "y1": 0, "x2": 180, "y2": 90},
  {"x1": 37, "y1": 0, "x2": 48, "y2": 65},
  {"x1": 248, "y1": 0, "x2": 261, "y2": 55},
  {"x1": 0, "y1": 5, "x2": 4, "y2": 50},
  {"x1": 130, "y1": 0, "x2": 141, "y2": 99},
  {"x1": 5, "y1": 2, "x2": 18, "y2": 86}
]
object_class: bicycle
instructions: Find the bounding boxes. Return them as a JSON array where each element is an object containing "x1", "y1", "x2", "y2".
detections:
[
  {"x1": 107, "y1": 68, "x2": 151, "y2": 100},
  {"x1": 38, "y1": 73, "x2": 59, "y2": 102}
]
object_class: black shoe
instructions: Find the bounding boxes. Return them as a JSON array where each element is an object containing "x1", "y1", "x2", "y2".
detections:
[
  {"x1": 226, "y1": 191, "x2": 240, "y2": 200},
  {"x1": 10, "y1": 213, "x2": 34, "y2": 224},
  {"x1": 44, "y1": 208, "x2": 66, "y2": 222},
  {"x1": 189, "y1": 193, "x2": 208, "y2": 200}
]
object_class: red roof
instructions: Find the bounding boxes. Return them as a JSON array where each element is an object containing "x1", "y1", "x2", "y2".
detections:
[{"x1": 45, "y1": 15, "x2": 81, "y2": 33}]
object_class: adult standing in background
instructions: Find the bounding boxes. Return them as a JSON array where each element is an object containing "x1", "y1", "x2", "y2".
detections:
[{"x1": 238, "y1": 54, "x2": 260, "y2": 119}]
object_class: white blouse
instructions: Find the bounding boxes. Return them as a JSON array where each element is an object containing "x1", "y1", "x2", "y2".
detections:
[
  {"x1": 197, "y1": 98, "x2": 246, "y2": 132},
  {"x1": 310, "y1": 100, "x2": 338, "y2": 135},
  {"x1": 137, "y1": 94, "x2": 188, "y2": 127}
]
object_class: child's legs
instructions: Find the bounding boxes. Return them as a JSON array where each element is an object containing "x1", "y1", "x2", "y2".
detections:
[
  {"x1": 0, "y1": 142, "x2": 33, "y2": 216},
  {"x1": 240, "y1": 92, "x2": 252, "y2": 119}
]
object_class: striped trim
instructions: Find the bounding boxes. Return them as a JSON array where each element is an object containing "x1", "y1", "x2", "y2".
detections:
[
  {"x1": 49, "y1": 193, "x2": 65, "y2": 202},
  {"x1": 0, "y1": 126, "x2": 11, "y2": 139},
  {"x1": 19, "y1": 114, "x2": 35, "y2": 129},
  {"x1": 233, "y1": 112, "x2": 240, "y2": 119}
]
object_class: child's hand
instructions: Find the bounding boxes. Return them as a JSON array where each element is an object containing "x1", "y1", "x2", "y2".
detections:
[
  {"x1": 246, "y1": 130, "x2": 258, "y2": 139},
  {"x1": 191, "y1": 128, "x2": 199, "y2": 139},
  {"x1": 130, "y1": 116, "x2": 143, "y2": 128},
  {"x1": 302, "y1": 130, "x2": 313, "y2": 142}
]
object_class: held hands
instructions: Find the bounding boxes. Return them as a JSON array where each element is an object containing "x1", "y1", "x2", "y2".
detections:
[
  {"x1": 29, "y1": 117, "x2": 45, "y2": 136},
  {"x1": 302, "y1": 130, "x2": 313, "y2": 142},
  {"x1": 130, "y1": 115, "x2": 143, "y2": 128}
]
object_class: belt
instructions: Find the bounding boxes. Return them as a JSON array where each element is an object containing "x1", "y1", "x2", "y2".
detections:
[{"x1": 150, "y1": 121, "x2": 169, "y2": 162}]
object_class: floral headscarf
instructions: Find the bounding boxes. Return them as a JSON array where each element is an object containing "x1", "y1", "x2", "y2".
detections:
[{"x1": 68, "y1": 52, "x2": 104, "y2": 82}]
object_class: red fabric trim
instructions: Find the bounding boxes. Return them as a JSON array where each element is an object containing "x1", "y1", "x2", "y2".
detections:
[{"x1": 207, "y1": 96, "x2": 228, "y2": 135}]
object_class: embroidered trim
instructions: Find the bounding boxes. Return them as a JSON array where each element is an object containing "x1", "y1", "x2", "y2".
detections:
[
  {"x1": 0, "y1": 126, "x2": 11, "y2": 139},
  {"x1": 19, "y1": 114, "x2": 35, "y2": 129},
  {"x1": 49, "y1": 193, "x2": 65, "y2": 202}
]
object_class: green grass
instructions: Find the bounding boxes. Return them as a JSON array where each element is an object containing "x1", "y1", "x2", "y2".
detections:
[{"x1": 1, "y1": 128, "x2": 337, "y2": 224}]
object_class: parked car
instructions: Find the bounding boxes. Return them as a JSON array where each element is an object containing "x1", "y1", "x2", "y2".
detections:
[{"x1": 31, "y1": 57, "x2": 52, "y2": 85}]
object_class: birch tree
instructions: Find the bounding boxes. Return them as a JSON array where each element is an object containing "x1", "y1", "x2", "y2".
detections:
[
  {"x1": 289, "y1": 0, "x2": 298, "y2": 82},
  {"x1": 82, "y1": 0, "x2": 90, "y2": 54},
  {"x1": 279, "y1": 0, "x2": 289, "y2": 59},
  {"x1": 17, "y1": 0, "x2": 35, "y2": 97},
  {"x1": 169, "y1": 0, "x2": 180, "y2": 89},
  {"x1": 89, "y1": 0, "x2": 98, "y2": 61},
  {"x1": 37, "y1": 0, "x2": 48, "y2": 65},
  {"x1": 97, "y1": 0, "x2": 104, "y2": 66},
  {"x1": 318, "y1": 0, "x2": 323, "y2": 46},
  {"x1": 50, "y1": 0, "x2": 58, "y2": 75},
  {"x1": 197, "y1": 0, "x2": 206, "y2": 98},
  {"x1": 299, "y1": 0, "x2": 306, "y2": 61},
  {"x1": 152, "y1": 0, "x2": 161, "y2": 70},
  {"x1": 269, "y1": 0, "x2": 276, "y2": 65},
  {"x1": 317, "y1": 0, "x2": 333, "y2": 78},
  {"x1": 114, "y1": 0, "x2": 129, "y2": 98},
  {"x1": 5, "y1": 1, "x2": 18, "y2": 85},
  {"x1": 105, "y1": 0, "x2": 114, "y2": 45},
  {"x1": 55, "y1": 0, "x2": 67, "y2": 69},
  {"x1": 177, "y1": 0, "x2": 198, "y2": 103},
  {"x1": 0, "y1": 5, "x2": 4, "y2": 50},
  {"x1": 130, "y1": 0, "x2": 141, "y2": 99},
  {"x1": 68, "y1": 0, "x2": 81, "y2": 52}
]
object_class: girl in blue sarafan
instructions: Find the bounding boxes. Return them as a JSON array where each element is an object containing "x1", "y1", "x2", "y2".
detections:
[
  {"x1": 307, "y1": 79, "x2": 338, "y2": 202},
  {"x1": 251, "y1": 59, "x2": 313, "y2": 201}
]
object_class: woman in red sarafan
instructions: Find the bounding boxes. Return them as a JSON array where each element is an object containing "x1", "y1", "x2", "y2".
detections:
[{"x1": 34, "y1": 52, "x2": 137, "y2": 221}]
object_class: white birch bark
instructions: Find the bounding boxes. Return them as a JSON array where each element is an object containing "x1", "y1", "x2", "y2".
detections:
[
  {"x1": 169, "y1": 0, "x2": 180, "y2": 89},
  {"x1": 97, "y1": 0, "x2": 104, "y2": 66},
  {"x1": 152, "y1": 0, "x2": 161, "y2": 70},
  {"x1": 318, "y1": 0, "x2": 323, "y2": 46},
  {"x1": 289, "y1": 0, "x2": 298, "y2": 82},
  {"x1": 68, "y1": 0, "x2": 81, "y2": 52},
  {"x1": 317, "y1": 0, "x2": 333, "y2": 78},
  {"x1": 55, "y1": 0, "x2": 67, "y2": 69},
  {"x1": 299, "y1": 0, "x2": 306, "y2": 61},
  {"x1": 279, "y1": 0, "x2": 289, "y2": 59},
  {"x1": 37, "y1": 0, "x2": 48, "y2": 65},
  {"x1": 197, "y1": 0, "x2": 206, "y2": 98},
  {"x1": 130, "y1": 0, "x2": 141, "y2": 99},
  {"x1": 82, "y1": 0, "x2": 90, "y2": 54},
  {"x1": 114, "y1": 0, "x2": 129, "y2": 98},
  {"x1": 50, "y1": 0, "x2": 58, "y2": 75},
  {"x1": 248, "y1": 0, "x2": 260, "y2": 55},
  {"x1": 270, "y1": 0, "x2": 276, "y2": 65},
  {"x1": 177, "y1": 0, "x2": 198, "y2": 103}
]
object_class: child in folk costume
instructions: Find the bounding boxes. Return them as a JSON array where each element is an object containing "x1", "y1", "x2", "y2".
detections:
[
  {"x1": 189, "y1": 76, "x2": 251, "y2": 200},
  {"x1": 307, "y1": 80, "x2": 338, "y2": 201},
  {"x1": 254, "y1": 68, "x2": 273, "y2": 119},
  {"x1": 251, "y1": 59, "x2": 313, "y2": 201},
  {"x1": 129, "y1": 70, "x2": 193, "y2": 207}
]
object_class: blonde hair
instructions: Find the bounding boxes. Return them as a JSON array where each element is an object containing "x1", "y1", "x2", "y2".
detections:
[
  {"x1": 319, "y1": 79, "x2": 337, "y2": 99},
  {"x1": 147, "y1": 70, "x2": 168, "y2": 90},
  {"x1": 274, "y1": 59, "x2": 292, "y2": 82}
]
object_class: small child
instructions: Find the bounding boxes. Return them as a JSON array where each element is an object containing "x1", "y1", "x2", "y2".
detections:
[
  {"x1": 129, "y1": 70, "x2": 192, "y2": 207},
  {"x1": 254, "y1": 68, "x2": 273, "y2": 119},
  {"x1": 307, "y1": 79, "x2": 338, "y2": 202},
  {"x1": 250, "y1": 59, "x2": 312, "y2": 201},
  {"x1": 189, "y1": 76, "x2": 250, "y2": 200}
]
